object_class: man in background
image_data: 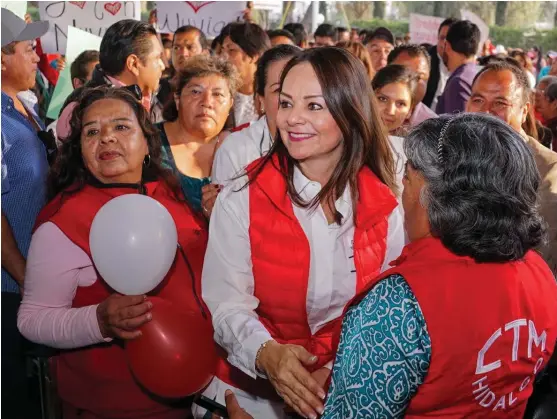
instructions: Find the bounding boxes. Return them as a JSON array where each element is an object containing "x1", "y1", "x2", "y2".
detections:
[
  {"x1": 436, "y1": 20, "x2": 480, "y2": 114},
  {"x1": 363, "y1": 27, "x2": 394, "y2": 73},
  {"x1": 314, "y1": 23, "x2": 337, "y2": 47}
]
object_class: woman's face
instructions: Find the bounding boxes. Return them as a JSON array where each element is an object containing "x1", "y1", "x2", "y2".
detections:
[
  {"x1": 259, "y1": 57, "x2": 292, "y2": 137},
  {"x1": 375, "y1": 82, "x2": 413, "y2": 133},
  {"x1": 81, "y1": 98, "x2": 148, "y2": 184},
  {"x1": 401, "y1": 163, "x2": 430, "y2": 242},
  {"x1": 176, "y1": 74, "x2": 233, "y2": 139},
  {"x1": 222, "y1": 36, "x2": 255, "y2": 88},
  {"x1": 277, "y1": 62, "x2": 343, "y2": 166}
]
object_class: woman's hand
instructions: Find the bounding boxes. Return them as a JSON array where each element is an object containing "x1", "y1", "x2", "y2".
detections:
[
  {"x1": 96, "y1": 294, "x2": 152, "y2": 340},
  {"x1": 256, "y1": 341, "x2": 326, "y2": 419},
  {"x1": 201, "y1": 184, "x2": 221, "y2": 218}
]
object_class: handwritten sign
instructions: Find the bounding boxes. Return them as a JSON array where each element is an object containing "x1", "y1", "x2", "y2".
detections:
[
  {"x1": 156, "y1": 1, "x2": 245, "y2": 37},
  {"x1": 409, "y1": 13, "x2": 445, "y2": 46},
  {"x1": 39, "y1": 1, "x2": 140, "y2": 54},
  {"x1": 461, "y1": 9, "x2": 489, "y2": 55}
]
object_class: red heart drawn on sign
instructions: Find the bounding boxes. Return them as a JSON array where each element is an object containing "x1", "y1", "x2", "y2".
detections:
[
  {"x1": 185, "y1": 1, "x2": 215, "y2": 13},
  {"x1": 69, "y1": 1, "x2": 86, "y2": 9},
  {"x1": 104, "y1": 2, "x2": 122, "y2": 16}
]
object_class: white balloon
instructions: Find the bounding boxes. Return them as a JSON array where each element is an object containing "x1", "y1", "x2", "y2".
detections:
[{"x1": 89, "y1": 194, "x2": 178, "y2": 295}]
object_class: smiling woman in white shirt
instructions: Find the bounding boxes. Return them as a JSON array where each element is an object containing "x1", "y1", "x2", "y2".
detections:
[{"x1": 195, "y1": 47, "x2": 405, "y2": 419}]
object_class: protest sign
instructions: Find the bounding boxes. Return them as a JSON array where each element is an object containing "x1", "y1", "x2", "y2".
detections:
[
  {"x1": 39, "y1": 1, "x2": 140, "y2": 54},
  {"x1": 46, "y1": 26, "x2": 102, "y2": 120},
  {"x1": 1, "y1": 1, "x2": 27, "y2": 19},
  {"x1": 156, "y1": 1, "x2": 245, "y2": 37},
  {"x1": 409, "y1": 13, "x2": 444, "y2": 45},
  {"x1": 461, "y1": 9, "x2": 489, "y2": 54}
]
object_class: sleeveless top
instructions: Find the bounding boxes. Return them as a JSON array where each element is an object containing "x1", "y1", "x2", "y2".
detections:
[{"x1": 157, "y1": 123, "x2": 211, "y2": 213}]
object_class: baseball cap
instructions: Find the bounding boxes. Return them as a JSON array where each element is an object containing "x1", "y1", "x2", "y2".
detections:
[
  {"x1": 1, "y1": 8, "x2": 49, "y2": 48},
  {"x1": 365, "y1": 27, "x2": 395, "y2": 46}
]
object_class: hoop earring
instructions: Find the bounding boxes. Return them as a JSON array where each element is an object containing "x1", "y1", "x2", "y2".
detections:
[{"x1": 143, "y1": 154, "x2": 151, "y2": 167}]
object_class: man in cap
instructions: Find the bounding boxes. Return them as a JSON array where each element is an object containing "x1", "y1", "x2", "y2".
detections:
[
  {"x1": 1, "y1": 8, "x2": 49, "y2": 418},
  {"x1": 363, "y1": 27, "x2": 395, "y2": 74}
]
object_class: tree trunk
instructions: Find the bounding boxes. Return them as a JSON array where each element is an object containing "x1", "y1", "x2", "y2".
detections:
[
  {"x1": 373, "y1": 1, "x2": 386, "y2": 19},
  {"x1": 495, "y1": 2, "x2": 509, "y2": 26},
  {"x1": 433, "y1": 2, "x2": 444, "y2": 17}
]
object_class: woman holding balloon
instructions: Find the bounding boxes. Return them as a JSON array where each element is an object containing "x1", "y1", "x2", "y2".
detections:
[{"x1": 18, "y1": 87, "x2": 216, "y2": 418}]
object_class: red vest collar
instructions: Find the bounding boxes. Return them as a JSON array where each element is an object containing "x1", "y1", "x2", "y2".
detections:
[
  {"x1": 389, "y1": 236, "x2": 475, "y2": 268},
  {"x1": 251, "y1": 155, "x2": 397, "y2": 228}
]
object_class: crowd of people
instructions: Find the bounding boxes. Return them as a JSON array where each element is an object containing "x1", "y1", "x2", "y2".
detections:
[{"x1": 2, "y1": 5, "x2": 557, "y2": 419}]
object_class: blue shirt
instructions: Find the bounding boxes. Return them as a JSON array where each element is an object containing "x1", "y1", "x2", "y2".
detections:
[
  {"x1": 1, "y1": 91, "x2": 48, "y2": 293},
  {"x1": 323, "y1": 274, "x2": 431, "y2": 418}
]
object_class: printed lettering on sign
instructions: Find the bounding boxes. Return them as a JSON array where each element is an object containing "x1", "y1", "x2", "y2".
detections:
[
  {"x1": 39, "y1": 1, "x2": 141, "y2": 54},
  {"x1": 472, "y1": 319, "x2": 549, "y2": 412}
]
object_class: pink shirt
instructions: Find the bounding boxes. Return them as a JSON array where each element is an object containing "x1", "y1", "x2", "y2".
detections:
[
  {"x1": 17, "y1": 222, "x2": 111, "y2": 349},
  {"x1": 409, "y1": 102, "x2": 438, "y2": 127}
]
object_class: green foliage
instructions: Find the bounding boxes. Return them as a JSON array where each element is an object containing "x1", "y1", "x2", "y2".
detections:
[{"x1": 352, "y1": 18, "x2": 557, "y2": 51}]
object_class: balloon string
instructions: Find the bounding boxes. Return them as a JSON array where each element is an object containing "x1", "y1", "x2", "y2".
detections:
[{"x1": 177, "y1": 244, "x2": 208, "y2": 320}]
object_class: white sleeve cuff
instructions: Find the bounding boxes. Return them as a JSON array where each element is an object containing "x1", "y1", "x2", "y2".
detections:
[{"x1": 227, "y1": 330, "x2": 273, "y2": 379}]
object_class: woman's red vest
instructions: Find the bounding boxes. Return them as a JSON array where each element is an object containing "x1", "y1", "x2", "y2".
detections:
[
  {"x1": 348, "y1": 237, "x2": 557, "y2": 418},
  {"x1": 216, "y1": 157, "x2": 398, "y2": 399},
  {"x1": 35, "y1": 181, "x2": 209, "y2": 418}
]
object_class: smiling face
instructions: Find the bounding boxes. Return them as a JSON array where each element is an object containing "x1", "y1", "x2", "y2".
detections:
[
  {"x1": 277, "y1": 62, "x2": 343, "y2": 167},
  {"x1": 466, "y1": 70, "x2": 528, "y2": 133},
  {"x1": 81, "y1": 98, "x2": 148, "y2": 184},
  {"x1": 175, "y1": 74, "x2": 233, "y2": 139},
  {"x1": 375, "y1": 82, "x2": 413, "y2": 133}
]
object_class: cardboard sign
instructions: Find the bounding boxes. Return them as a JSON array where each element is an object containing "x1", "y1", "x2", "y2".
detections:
[
  {"x1": 409, "y1": 13, "x2": 444, "y2": 46},
  {"x1": 156, "y1": 1, "x2": 245, "y2": 37},
  {"x1": 461, "y1": 9, "x2": 489, "y2": 55},
  {"x1": 1, "y1": 1, "x2": 27, "y2": 19},
  {"x1": 46, "y1": 26, "x2": 102, "y2": 120},
  {"x1": 39, "y1": 1, "x2": 140, "y2": 54}
]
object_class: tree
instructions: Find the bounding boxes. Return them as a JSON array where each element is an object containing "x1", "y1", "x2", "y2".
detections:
[
  {"x1": 496, "y1": 2, "x2": 509, "y2": 26},
  {"x1": 373, "y1": 1, "x2": 386, "y2": 19},
  {"x1": 343, "y1": 1, "x2": 373, "y2": 21}
]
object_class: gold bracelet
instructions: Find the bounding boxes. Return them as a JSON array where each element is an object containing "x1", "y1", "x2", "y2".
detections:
[{"x1": 255, "y1": 339, "x2": 274, "y2": 376}]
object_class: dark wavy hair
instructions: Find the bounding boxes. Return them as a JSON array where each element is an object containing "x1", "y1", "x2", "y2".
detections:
[
  {"x1": 405, "y1": 113, "x2": 545, "y2": 263},
  {"x1": 245, "y1": 47, "x2": 397, "y2": 224},
  {"x1": 48, "y1": 87, "x2": 182, "y2": 201}
]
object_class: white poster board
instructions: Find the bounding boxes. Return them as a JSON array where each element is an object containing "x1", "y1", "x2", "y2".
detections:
[
  {"x1": 156, "y1": 1, "x2": 245, "y2": 37},
  {"x1": 39, "y1": 1, "x2": 140, "y2": 54},
  {"x1": 461, "y1": 9, "x2": 489, "y2": 54},
  {"x1": 46, "y1": 26, "x2": 102, "y2": 120},
  {"x1": 1, "y1": 1, "x2": 27, "y2": 19},
  {"x1": 409, "y1": 13, "x2": 445, "y2": 46}
]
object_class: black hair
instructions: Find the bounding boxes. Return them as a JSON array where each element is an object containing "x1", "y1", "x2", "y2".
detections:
[
  {"x1": 438, "y1": 17, "x2": 459, "y2": 33},
  {"x1": 283, "y1": 23, "x2": 308, "y2": 48},
  {"x1": 222, "y1": 22, "x2": 271, "y2": 58},
  {"x1": 314, "y1": 23, "x2": 336, "y2": 40},
  {"x1": 372, "y1": 64, "x2": 419, "y2": 108},
  {"x1": 70, "y1": 50, "x2": 100, "y2": 83},
  {"x1": 336, "y1": 27, "x2": 349, "y2": 35},
  {"x1": 387, "y1": 44, "x2": 431, "y2": 70},
  {"x1": 363, "y1": 27, "x2": 394, "y2": 46},
  {"x1": 174, "y1": 25, "x2": 209, "y2": 50},
  {"x1": 267, "y1": 29, "x2": 296, "y2": 45},
  {"x1": 545, "y1": 81, "x2": 557, "y2": 102},
  {"x1": 254, "y1": 44, "x2": 301, "y2": 97},
  {"x1": 405, "y1": 113, "x2": 545, "y2": 263},
  {"x1": 99, "y1": 20, "x2": 158, "y2": 77},
  {"x1": 446, "y1": 20, "x2": 480, "y2": 58}
]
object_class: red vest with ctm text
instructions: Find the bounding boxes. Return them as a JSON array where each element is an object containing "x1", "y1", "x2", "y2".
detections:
[
  {"x1": 216, "y1": 156, "x2": 398, "y2": 399},
  {"x1": 35, "y1": 182, "x2": 209, "y2": 418},
  {"x1": 349, "y1": 237, "x2": 557, "y2": 418}
]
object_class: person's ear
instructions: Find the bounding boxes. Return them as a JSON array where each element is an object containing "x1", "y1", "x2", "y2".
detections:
[
  {"x1": 521, "y1": 102, "x2": 531, "y2": 125},
  {"x1": 1, "y1": 52, "x2": 9, "y2": 72},
  {"x1": 72, "y1": 78, "x2": 83, "y2": 90},
  {"x1": 126, "y1": 54, "x2": 141, "y2": 78},
  {"x1": 174, "y1": 93, "x2": 180, "y2": 110}
]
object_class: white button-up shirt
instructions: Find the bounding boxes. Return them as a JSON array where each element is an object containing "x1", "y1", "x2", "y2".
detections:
[{"x1": 202, "y1": 167, "x2": 405, "y2": 379}]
